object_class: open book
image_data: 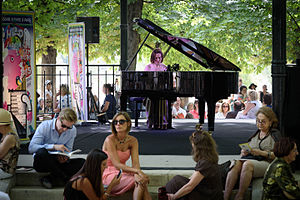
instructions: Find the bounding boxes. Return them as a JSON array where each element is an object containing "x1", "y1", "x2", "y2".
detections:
[
  {"x1": 239, "y1": 143, "x2": 252, "y2": 152},
  {"x1": 49, "y1": 149, "x2": 82, "y2": 158}
]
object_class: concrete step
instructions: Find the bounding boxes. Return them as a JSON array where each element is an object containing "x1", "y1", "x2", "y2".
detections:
[{"x1": 10, "y1": 186, "x2": 64, "y2": 200}]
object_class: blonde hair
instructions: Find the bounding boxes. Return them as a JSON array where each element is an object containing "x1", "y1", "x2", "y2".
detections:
[
  {"x1": 59, "y1": 108, "x2": 77, "y2": 123},
  {"x1": 248, "y1": 89, "x2": 258, "y2": 101},
  {"x1": 60, "y1": 84, "x2": 69, "y2": 95},
  {"x1": 189, "y1": 129, "x2": 219, "y2": 164},
  {"x1": 111, "y1": 112, "x2": 132, "y2": 136}
]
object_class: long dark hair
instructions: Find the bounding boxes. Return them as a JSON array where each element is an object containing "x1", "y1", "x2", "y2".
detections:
[{"x1": 70, "y1": 149, "x2": 108, "y2": 197}]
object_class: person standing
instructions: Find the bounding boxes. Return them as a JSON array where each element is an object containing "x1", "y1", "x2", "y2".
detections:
[
  {"x1": 144, "y1": 48, "x2": 168, "y2": 129},
  {"x1": 54, "y1": 84, "x2": 72, "y2": 114},
  {"x1": 28, "y1": 108, "x2": 85, "y2": 189},
  {"x1": 44, "y1": 80, "x2": 53, "y2": 113},
  {"x1": 260, "y1": 85, "x2": 269, "y2": 102}
]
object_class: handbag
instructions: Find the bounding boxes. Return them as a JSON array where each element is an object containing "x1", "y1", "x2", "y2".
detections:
[
  {"x1": 218, "y1": 160, "x2": 232, "y2": 190},
  {"x1": 158, "y1": 186, "x2": 168, "y2": 200}
]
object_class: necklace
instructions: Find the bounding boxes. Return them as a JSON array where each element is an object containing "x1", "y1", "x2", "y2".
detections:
[{"x1": 116, "y1": 136, "x2": 127, "y2": 144}]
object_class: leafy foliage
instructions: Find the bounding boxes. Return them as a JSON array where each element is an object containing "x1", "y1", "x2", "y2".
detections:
[{"x1": 2, "y1": 0, "x2": 299, "y2": 73}]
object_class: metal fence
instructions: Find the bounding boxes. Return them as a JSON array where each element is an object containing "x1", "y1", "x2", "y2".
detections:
[{"x1": 36, "y1": 64, "x2": 121, "y2": 120}]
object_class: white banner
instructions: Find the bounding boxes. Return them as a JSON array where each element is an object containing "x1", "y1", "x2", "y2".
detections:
[{"x1": 68, "y1": 23, "x2": 87, "y2": 121}]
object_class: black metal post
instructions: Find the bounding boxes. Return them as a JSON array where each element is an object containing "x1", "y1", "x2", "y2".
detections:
[
  {"x1": 120, "y1": 0, "x2": 128, "y2": 71},
  {"x1": 86, "y1": 42, "x2": 90, "y2": 119},
  {"x1": 272, "y1": 0, "x2": 286, "y2": 135},
  {"x1": 0, "y1": 4, "x2": 3, "y2": 108}
]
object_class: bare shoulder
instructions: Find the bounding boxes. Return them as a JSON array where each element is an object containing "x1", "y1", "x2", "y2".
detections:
[
  {"x1": 2, "y1": 134, "x2": 16, "y2": 146},
  {"x1": 103, "y1": 134, "x2": 116, "y2": 149},
  {"x1": 127, "y1": 135, "x2": 138, "y2": 145},
  {"x1": 72, "y1": 177, "x2": 92, "y2": 190}
]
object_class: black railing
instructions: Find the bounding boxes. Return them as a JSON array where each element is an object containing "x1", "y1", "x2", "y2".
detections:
[{"x1": 36, "y1": 64, "x2": 120, "y2": 120}]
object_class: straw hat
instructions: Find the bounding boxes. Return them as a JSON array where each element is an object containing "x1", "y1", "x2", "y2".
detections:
[{"x1": 0, "y1": 108, "x2": 13, "y2": 125}]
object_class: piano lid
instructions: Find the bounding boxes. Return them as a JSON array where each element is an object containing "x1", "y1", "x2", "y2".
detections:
[{"x1": 135, "y1": 18, "x2": 241, "y2": 72}]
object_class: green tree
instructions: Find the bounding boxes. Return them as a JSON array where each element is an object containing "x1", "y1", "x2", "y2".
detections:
[{"x1": 3, "y1": 0, "x2": 299, "y2": 73}]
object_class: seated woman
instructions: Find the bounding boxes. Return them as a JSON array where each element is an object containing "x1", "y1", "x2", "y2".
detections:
[
  {"x1": 102, "y1": 112, "x2": 151, "y2": 200},
  {"x1": 0, "y1": 109, "x2": 20, "y2": 192},
  {"x1": 189, "y1": 100, "x2": 200, "y2": 119},
  {"x1": 236, "y1": 90, "x2": 261, "y2": 119},
  {"x1": 215, "y1": 101, "x2": 230, "y2": 119},
  {"x1": 166, "y1": 125, "x2": 223, "y2": 200},
  {"x1": 224, "y1": 107, "x2": 281, "y2": 200},
  {"x1": 64, "y1": 149, "x2": 120, "y2": 200},
  {"x1": 101, "y1": 84, "x2": 117, "y2": 119},
  {"x1": 262, "y1": 137, "x2": 300, "y2": 200}
]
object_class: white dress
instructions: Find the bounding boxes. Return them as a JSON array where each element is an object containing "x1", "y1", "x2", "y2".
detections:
[{"x1": 236, "y1": 100, "x2": 261, "y2": 119}]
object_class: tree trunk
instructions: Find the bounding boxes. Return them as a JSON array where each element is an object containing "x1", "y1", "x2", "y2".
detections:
[
  {"x1": 127, "y1": 0, "x2": 143, "y2": 70},
  {"x1": 41, "y1": 45, "x2": 57, "y2": 109}
]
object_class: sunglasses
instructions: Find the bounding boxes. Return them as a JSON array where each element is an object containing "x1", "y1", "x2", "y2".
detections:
[
  {"x1": 112, "y1": 119, "x2": 128, "y2": 125},
  {"x1": 256, "y1": 119, "x2": 267, "y2": 125},
  {"x1": 60, "y1": 120, "x2": 73, "y2": 129}
]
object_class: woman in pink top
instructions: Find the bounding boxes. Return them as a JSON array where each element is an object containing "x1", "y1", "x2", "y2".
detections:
[
  {"x1": 144, "y1": 48, "x2": 167, "y2": 71},
  {"x1": 144, "y1": 49, "x2": 168, "y2": 129},
  {"x1": 102, "y1": 112, "x2": 151, "y2": 200}
]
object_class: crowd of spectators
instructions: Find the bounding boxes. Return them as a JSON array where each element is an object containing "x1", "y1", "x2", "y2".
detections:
[{"x1": 170, "y1": 81, "x2": 272, "y2": 121}]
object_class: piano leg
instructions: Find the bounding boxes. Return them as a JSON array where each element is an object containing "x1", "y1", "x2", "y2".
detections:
[
  {"x1": 120, "y1": 94, "x2": 127, "y2": 112},
  {"x1": 167, "y1": 98, "x2": 176, "y2": 129},
  {"x1": 197, "y1": 97, "x2": 205, "y2": 125},
  {"x1": 207, "y1": 100, "x2": 216, "y2": 131}
]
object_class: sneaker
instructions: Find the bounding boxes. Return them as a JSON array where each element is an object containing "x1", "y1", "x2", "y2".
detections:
[{"x1": 40, "y1": 176, "x2": 53, "y2": 189}]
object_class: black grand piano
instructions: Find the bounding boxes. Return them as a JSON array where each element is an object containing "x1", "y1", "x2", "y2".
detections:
[{"x1": 121, "y1": 19, "x2": 241, "y2": 131}]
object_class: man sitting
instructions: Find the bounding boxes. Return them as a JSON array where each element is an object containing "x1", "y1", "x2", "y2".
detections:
[{"x1": 28, "y1": 108, "x2": 85, "y2": 189}]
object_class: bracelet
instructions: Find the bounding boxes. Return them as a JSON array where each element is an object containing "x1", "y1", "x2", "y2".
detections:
[{"x1": 104, "y1": 192, "x2": 110, "y2": 196}]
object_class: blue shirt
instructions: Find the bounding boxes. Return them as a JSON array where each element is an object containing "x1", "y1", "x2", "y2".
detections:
[
  {"x1": 28, "y1": 118, "x2": 77, "y2": 154},
  {"x1": 102, "y1": 94, "x2": 116, "y2": 119}
]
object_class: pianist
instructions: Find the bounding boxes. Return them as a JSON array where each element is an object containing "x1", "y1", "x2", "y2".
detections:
[
  {"x1": 144, "y1": 48, "x2": 167, "y2": 71},
  {"x1": 144, "y1": 48, "x2": 168, "y2": 129}
]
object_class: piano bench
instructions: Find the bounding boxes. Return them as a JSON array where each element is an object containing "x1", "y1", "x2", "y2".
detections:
[{"x1": 129, "y1": 97, "x2": 145, "y2": 127}]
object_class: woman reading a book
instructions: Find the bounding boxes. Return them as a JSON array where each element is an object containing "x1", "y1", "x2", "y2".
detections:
[
  {"x1": 102, "y1": 112, "x2": 152, "y2": 200},
  {"x1": 64, "y1": 149, "x2": 121, "y2": 200},
  {"x1": 224, "y1": 107, "x2": 281, "y2": 200}
]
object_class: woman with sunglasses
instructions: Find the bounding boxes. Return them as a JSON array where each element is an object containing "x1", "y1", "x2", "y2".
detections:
[
  {"x1": 165, "y1": 125, "x2": 223, "y2": 200},
  {"x1": 102, "y1": 112, "x2": 151, "y2": 200},
  {"x1": 215, "y1": 101, "x2": 230, "y2": 119},
  {"x1": 224, "y1": 107, "x2": 281, "y2": 200}
]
